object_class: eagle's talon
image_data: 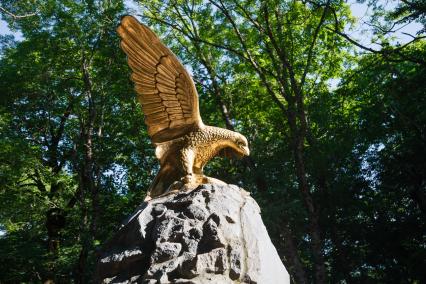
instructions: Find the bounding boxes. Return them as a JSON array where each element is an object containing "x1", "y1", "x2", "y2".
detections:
[
  {"x1": 201, "y1": 176, "x2": 210, "y2": 183},
  {"x1": 182, "y1": 174, "x2": 210, "y2": 186},
  {"x1": 182, "y1": 173, "x2": 196, "y2": 184}
]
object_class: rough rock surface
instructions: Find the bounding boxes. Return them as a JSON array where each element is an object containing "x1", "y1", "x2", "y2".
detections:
[{"x1": 95, "y1": 184, "x2": 289, "y2": 283}]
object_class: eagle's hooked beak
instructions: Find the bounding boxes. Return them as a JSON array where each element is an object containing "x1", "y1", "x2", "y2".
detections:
[{"x1": 241, "y1": 145, "x2": 250, "y2": 156}]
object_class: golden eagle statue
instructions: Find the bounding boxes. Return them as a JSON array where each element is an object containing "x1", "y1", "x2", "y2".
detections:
[{"x1": 117, "y1": 16, "x2": 250, "y2": 200}]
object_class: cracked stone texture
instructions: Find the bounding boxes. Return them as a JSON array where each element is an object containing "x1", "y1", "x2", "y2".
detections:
[{"x1": 94, "y1": 184, "x2": 289, "y2": 284}]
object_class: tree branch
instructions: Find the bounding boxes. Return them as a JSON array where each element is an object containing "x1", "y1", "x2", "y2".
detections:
[
  {"x1": 0, "y1": 6, "x2": 36, "y2": 19},
  {"x1": 300, "y1": 0, "x2": 330, "y2": 90},
  {"x1": 328, "y1": 6, "x2": 426, "y2": 66}
]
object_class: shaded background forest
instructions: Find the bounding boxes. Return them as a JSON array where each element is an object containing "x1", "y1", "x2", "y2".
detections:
[{"x1": 0, "y1": 0, "x2": 425, "y2": 283}]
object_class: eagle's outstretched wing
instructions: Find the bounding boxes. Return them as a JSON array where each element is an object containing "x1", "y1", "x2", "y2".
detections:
[{"x1": 117, "y1": 16, "x2": 203, "y2": 143}]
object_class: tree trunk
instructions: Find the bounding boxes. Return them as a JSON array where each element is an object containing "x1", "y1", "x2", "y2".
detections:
[
  {"x1": 287, "y1": 102, "x2": 326, "y2": 284},
  {"x1": 75, "y1": 167, "x2": 89, "y2": 283},
  {"x1": 410, "y1": 180, "x2": 426, "y2": 215},
  {"x1": 278, "y1": 219, "x2": 309, "y2": 284},
  {"x1": 74, "y1": 53, "x2": 100, "y2": 283}
]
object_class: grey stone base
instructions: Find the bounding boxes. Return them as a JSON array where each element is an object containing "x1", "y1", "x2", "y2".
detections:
[{"x1": 95, "y1": 184, "x2": 289, "y2": 284}]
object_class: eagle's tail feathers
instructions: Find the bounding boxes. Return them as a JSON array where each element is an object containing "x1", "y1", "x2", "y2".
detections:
[{"x1": 146, "y1": 165, "x2": 180, "y2": 200}]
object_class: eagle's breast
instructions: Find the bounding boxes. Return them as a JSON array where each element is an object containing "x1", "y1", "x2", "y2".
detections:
[{"x1": 186, "y1": 126, "x2": 233, "y2": 166}]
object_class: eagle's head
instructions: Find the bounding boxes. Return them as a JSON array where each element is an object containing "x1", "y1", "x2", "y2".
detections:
[
  {"x1": 220, "y1": 132, "x2": 250, "y2": 159},
  {"x1": 233, "y1": 133, "x2": 250, "y2": 157}
]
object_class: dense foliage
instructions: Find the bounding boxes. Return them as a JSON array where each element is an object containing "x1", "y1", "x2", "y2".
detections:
[{"x1": 0, "y1": 0, "x2": 424, "y2": 283}]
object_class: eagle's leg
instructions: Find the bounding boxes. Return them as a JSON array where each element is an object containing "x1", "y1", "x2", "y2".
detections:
[
  {"x1": 193, "y1": 160, "x2": 216, "y2": 184},
  {"x1": 194, "y1": 165, "x2": 225, "y2": 185},
  {"x1": 180, "y1": 148, "x2": 197, "y2": 184},
  {"x1": 191, "y1": 165, "x2": 209, "y2": 183},
  {"x1": 193, "y1": 165, "x2": 203, "y2": 175}
]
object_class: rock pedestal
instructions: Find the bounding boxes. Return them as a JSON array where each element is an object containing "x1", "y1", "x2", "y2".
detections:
[{"x1": 95, "y1": 184, "x2": 289, "y2": 283}]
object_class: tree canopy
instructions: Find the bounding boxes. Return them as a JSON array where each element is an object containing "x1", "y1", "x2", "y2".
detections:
[{"x1": 0, "y1": 0, "x2": 425, "y2": 283}]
